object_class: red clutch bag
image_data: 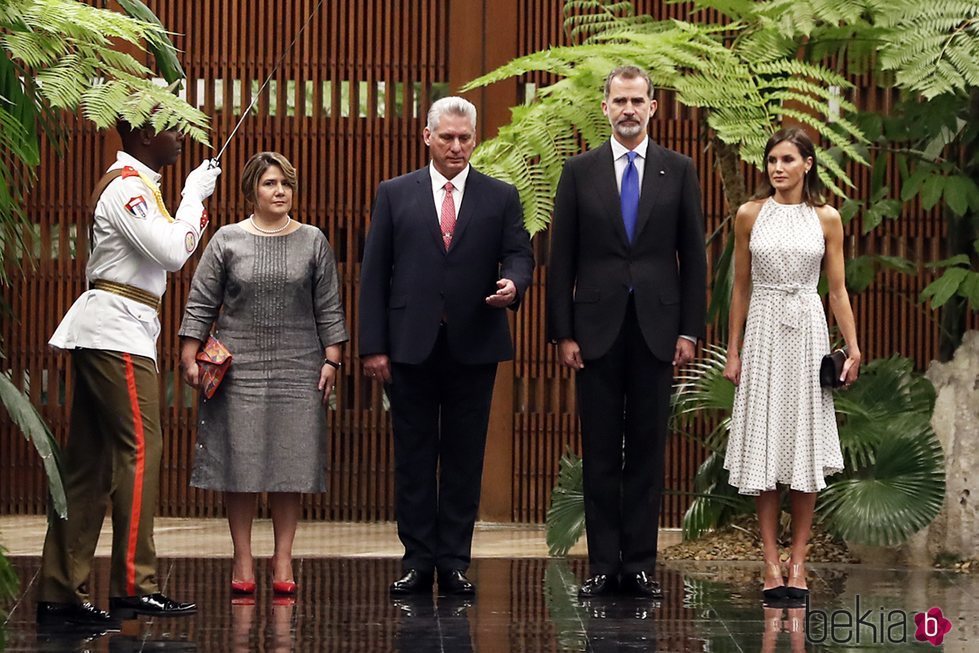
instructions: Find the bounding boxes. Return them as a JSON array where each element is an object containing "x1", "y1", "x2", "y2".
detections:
[{"x1": 195, "y1": 336, "x2": 232, "y2": 399}]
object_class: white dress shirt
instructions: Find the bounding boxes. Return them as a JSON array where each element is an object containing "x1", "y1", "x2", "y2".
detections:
[
  {"x1": 610, "y1": 135, "x2": 648, "y2": 193},
  {"x1": 49, "y1": 151, "x2": 209, "y2": 363},
  {"x1": 429, "y1": 162, "x2": 470, "y2": 224}
]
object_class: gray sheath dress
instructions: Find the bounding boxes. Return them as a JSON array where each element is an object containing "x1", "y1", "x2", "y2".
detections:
[{"x1": 179, "y1": 223, "x2": 348, "y2": 492}]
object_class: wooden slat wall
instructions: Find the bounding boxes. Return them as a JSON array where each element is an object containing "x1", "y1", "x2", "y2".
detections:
[
  {"x1": 1, "y1": 0, "x2": 449, "y2": 520},
  {"x1": 2, "y1": 1, "x2": 974, "y2": 525}
]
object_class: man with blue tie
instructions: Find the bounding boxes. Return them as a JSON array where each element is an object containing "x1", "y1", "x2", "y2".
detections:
[{"x1": 547, "y1": 66, "x2": 707, "y2": 599}]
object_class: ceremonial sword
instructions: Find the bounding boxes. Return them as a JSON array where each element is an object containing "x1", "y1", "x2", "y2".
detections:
[{"x1": 208, "y1": 0, "x2": 325, "y2": 168}]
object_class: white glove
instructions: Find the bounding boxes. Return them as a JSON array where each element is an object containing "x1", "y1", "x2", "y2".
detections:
[{"x1": 182, "y1": 159, "x2": 221, "y2": 202}]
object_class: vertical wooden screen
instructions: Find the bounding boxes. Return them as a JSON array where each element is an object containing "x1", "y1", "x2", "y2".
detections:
[{"x1": 1, "y1": 1, "x2": 972, "y2": 525}]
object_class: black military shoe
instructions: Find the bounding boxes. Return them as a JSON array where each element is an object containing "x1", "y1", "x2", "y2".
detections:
[
  {"x1": 578, "y1": 574, "x2": 617, "y2": 598},
  {"x1": 36, "y1": 600, "x2": 121, "y2": 630},
  {"x1": 621, "y1": 571, "x2": 663, "y2": 598},
  {"x1": 389, "y1": 569, "x2": 435, "y2": 595},
  {"x1": 109, "y1": 593, "x2": 197, "y2": 619},
  {"x1": 437, "y1": 570, "x2": 475, "y2": 596}
]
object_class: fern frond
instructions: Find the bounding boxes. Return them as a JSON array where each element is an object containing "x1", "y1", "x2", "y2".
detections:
[
  {"x1": 878, "y1": 2, "x2": 979, "y2": 97},
  {"x1": 562, "y1": 0, "x2": 639, "y2": 42},
  {"x1": 467, "y1": 0, "x2": 873, "y2": 232},
  {"x1": 1, "y1": 0, "x2": 206, "y2": 142}
]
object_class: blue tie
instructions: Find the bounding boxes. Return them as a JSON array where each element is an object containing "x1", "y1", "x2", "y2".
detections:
[{"x1": 621, "y1": 151, "x2": 639, "y2": 243}]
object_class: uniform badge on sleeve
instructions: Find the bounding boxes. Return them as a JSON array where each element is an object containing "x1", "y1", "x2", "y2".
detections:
[
  {"x1": 124, "y1": 195, "x2": 149, "y2": 219},
  {"x1": 184, "y1": 232, "x2": 197, "y2": 253}
]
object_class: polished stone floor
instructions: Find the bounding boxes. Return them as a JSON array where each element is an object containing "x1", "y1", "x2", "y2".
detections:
[{"x1": 2, "y1": 522, "x2": 976, "y2": 651}]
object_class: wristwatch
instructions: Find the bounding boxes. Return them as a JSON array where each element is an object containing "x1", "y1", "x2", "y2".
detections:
[{"x1": 322, "y1": 358, "x2": 341, "y2": 370}]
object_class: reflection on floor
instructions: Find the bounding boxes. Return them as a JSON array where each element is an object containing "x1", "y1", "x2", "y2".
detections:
[{"x1": 3, "y1": 556, "x2": 976, "y2": 652}]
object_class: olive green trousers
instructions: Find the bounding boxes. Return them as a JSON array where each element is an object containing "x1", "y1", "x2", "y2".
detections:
[{"x1": 39, "y1": 349, "x2": 163, "y2": 602}]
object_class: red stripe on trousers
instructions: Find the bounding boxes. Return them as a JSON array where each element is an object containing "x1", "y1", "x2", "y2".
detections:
[{"x1": 123, "y1": 353, "x2": 146, "y2": 597}]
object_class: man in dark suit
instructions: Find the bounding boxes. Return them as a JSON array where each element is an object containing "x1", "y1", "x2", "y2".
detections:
[
  {"x1": 359, "y1": 96, "x2": 534, "y2": 596},
  {"x1": 547, "y1": 66, "x2": 707, "y2": 599}
]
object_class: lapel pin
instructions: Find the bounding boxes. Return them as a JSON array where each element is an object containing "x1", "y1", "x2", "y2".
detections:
[{"x1": 659, "y1": 170, "x2": 665, "y2": 175}]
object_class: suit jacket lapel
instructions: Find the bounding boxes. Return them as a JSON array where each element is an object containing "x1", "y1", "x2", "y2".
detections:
[
  {"x1": 634, "y1": 142, "x2": 666, "y2": 243},
  {"x1": 592, "y1": 142, "x2": 630, "y2": 247},
  {"x1": 413, "y1": 167, "x2": 447, "y2": 253},
  {"x1": 450, "y1": 167, "x2": 479, "y2": 250}
]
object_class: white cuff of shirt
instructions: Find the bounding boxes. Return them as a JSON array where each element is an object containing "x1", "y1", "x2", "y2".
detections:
[{"x1": 679, "y1": 335, "x2": 697, "y2": 344}]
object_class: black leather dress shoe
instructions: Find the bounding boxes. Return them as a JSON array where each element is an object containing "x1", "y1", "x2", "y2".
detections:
[
  {"x1": 438, "y1": 570, "x2": 475, "y2": 596},
  {"x1": 578, "y1": 574, "x2": 617, "y2": 597},
  {"x1": 389, "y1": 569, "x2": 434, "y2": 595},
  {"x1": 621, "y1": 572, "x2": 663, "y2": 598},
  {"x1": 109, "y1": 593, "x2": 197, "y2": 619},
  {"x1": 36, "y1": 601, "x2": 120, "y2": 630}
]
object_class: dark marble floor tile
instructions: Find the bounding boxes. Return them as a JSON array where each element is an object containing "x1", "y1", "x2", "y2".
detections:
[{"x1": 2, "y1": 557, "x2": 975, "y2": 652}]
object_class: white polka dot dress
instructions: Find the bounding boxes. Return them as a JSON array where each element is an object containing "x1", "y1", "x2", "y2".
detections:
[{"x1": 724, "y1": 198, "x2": 844, "y2": 495}]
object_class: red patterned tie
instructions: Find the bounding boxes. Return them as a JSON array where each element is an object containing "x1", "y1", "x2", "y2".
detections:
[{"x1": 440, "y1": 181, "x2": 456, "y2": 249}]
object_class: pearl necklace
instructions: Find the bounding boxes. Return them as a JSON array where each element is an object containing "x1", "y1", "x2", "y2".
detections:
[{"x1": 250, "y1": 216, "x2": 291, "y2": 234}]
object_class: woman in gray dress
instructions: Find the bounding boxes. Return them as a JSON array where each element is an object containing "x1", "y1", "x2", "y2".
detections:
[{"x1": 178, "y1": 152, "x2": 348, "y2": 596}]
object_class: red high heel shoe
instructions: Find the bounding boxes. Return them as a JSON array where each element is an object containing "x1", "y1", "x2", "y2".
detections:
[
  {"x1": 272, "y1": 580, "x2": 297, "y2": 595},
  {"x1": 231, "y1": 580, "x2": 256, "y2": 595}
]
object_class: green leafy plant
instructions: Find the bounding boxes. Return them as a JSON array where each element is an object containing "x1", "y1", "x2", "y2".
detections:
[
  {"x1": 546, "y1": 449, "x2": 586, "y2": 556},
  {"x1": 1, "y1": 0, "x2": 211, "y2": 271},
  {"x1": 542, "y1": 559, "x2": 588, "y2": 651},
  {"x1": 0, "y1": 372, "x2": 65, "y2": 517},
  {"x1": 678, "y1": 352, "x2": 944, "y2": 546},
  {"x1": 820, "y1": 357, "x2": 945, "y2": 545},
  {"x1": 848, "y1": 86, "x2": 979, "y2": 357},
  {"x1": 0, "y1": 544, "x2": 17, "y2": 649},
  {"x1": 115, "y1": 0, "x2": 188, "y2": 87}
]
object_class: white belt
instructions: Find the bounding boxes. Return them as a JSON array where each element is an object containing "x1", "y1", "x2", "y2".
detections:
[{"x1": 753, "y1": 283, "x2": 817, "y2": 328}]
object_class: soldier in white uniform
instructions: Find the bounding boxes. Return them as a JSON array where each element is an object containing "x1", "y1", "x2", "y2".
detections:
[{"x1": 37, "y1": 120, "x2": 221, "y2": 629}]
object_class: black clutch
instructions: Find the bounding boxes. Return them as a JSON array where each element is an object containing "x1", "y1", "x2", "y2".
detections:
[{"x1": 819, "y1": 348, "x2": 847, "y2": 388}]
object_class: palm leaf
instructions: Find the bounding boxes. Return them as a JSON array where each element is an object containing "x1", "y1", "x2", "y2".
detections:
[
  {"x1": 672, "y1": 344, "x2": 733, "y2": 427},
  {"x1": 706, "y1": 234, "x2": 735, "y2": 335},
  {"x1": 817, "y1": 415, "x2": 945, "y2": 546},
  {"x1": 0, "y1": 370, "x2": 65, "y2": 517},
  {"x1": 546, "y1": 449, "x2": 586, "y2": 556},
  {"x1": 681, "y1": 454, "x2": 756, "y2": 540},
  {"x1": 542, "y1": 560, "x2": 588, "y2": 650},
  {"x1": 833, "y1": 355, "x2": 936, "y2": 471}
]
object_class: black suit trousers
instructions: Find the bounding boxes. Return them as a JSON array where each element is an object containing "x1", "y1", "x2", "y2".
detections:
[
  {"x1": 387, "y1": 327, "x2": 498, "y2": 574},
  {"x1": 577, "y1": 297, "x2": 674, "y2": 575}
]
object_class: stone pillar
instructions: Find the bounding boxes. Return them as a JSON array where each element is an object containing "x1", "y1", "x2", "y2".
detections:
[{"x1": 904, "y1": 330, "x2": 979, "y2": 565}]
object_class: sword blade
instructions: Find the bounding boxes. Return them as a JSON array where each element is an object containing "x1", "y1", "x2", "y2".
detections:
[{"x1": 211, "y1": 0, "x2": 325, "y2": 164}]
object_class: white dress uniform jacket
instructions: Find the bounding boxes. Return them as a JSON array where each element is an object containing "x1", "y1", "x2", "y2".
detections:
[{"x1": 49, "y1": 152, "x2": 210, "y2": 363}]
